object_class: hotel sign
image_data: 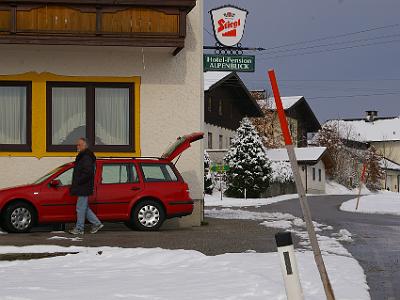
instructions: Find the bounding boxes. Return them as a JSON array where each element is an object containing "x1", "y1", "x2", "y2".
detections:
[{"x1": 204, "y1": 54, "x2": 255, "y2": 72}]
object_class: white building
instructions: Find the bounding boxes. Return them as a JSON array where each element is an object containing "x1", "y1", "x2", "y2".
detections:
[{"x1": 266, "y1": 147, "x2": 331, "y2": 194}]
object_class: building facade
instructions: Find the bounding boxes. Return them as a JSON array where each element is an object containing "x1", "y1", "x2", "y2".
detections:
[{"x1": 0, "y1": 0, "x2": 204, "y2": 227}]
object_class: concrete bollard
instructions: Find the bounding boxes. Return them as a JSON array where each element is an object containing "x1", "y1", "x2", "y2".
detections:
[{"x1": 275, "y1": 232, "x2": 304, "y2": 300}]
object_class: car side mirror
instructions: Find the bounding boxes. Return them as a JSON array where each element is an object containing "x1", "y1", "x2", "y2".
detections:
[{"x1": 49, "y1": 179, "x2": 61, "y2": 187}]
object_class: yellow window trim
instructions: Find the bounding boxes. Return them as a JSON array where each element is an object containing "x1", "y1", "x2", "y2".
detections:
[{"x1": 0, "y1": 72, "x2": 140, "y2": 158}]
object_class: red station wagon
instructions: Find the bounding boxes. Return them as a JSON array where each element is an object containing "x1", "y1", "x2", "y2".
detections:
[{"x1": 0, "y1": 132, "x2": 203, "y2": 233}]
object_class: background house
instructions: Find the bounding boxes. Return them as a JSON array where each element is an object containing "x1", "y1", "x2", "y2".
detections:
[
  {"x1": 324, "y1": 111, "x2": 400, "y2": 192},
  {"x1": 252, "y1": 91, "x2": 321, "y2": 148},
  {"x1": 204, "y1": 71, "x2": 263, "y2": 163},
  {"x1": 266, "y1": 147, "x2": 332, "y2": 194}
]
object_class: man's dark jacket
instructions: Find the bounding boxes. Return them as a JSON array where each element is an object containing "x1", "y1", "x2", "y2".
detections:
[{"x1": 70, "y1": 149, "x2": 96, "y2": 196}]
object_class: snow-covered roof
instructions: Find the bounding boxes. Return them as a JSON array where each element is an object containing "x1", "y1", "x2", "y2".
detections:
[
  {"x1": 204, "y1": 71, "x2": 232, "y2": 91},
  {"x1": 266, "y1": 147, "x2": 327, "y2": 163},
  {"x1": 325, "y1": 117, "x2": 400, "y2": 142},
  {"x1": 380, "y1": 158, "x2": 400, "y2": 171},
  {"x1": 258, "y1": 96, "x2": 304, "y2": 110}
]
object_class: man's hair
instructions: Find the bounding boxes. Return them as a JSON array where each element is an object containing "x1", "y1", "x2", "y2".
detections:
[{"x1": 79, "y1": 137, "x2": 89, "y2": 147}]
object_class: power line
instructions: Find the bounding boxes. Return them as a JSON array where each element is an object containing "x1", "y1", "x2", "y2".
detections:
[
  {"x1": 203, "y1": 27, "x2": 214, "y2": 38},
  {"x1": 257, "y1": 38, "x2": 400, "y2": 60},
  {"x1": 254, "y1": 23, "x2": 400, "y2": 52},
  {"x1": 256, "y1": 33, "x2": 400, "y2": 56},
  {"x1": 307, "y1": 92, "x2": 400, "y2": 100}
]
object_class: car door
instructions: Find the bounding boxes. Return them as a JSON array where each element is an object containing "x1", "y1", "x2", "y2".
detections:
[
  {"x1": 95, "y1": 162, "x2": 142, "y2": 220},
  {"x1": 38, "y1": 167, "x2": 77, "y2": 222}
]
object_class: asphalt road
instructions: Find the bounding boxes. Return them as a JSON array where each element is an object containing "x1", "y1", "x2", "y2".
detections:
[{"x1": 253, "y1": 195, "x2": 400, "y2": 300}]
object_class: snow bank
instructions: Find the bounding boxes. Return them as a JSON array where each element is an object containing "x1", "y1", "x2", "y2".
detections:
[
  {"x1": 340, "y1": 192, "x2": 400, "y2": 215},
  {"x1": 0, "y1": 246, "x2": 369, "y2": 300},
  {"x1": 325, "y1": 180, "x2": 371, "y2": 195},
  {"x1": 205, "y1": 193, "x2": 299, "y2": 207}
]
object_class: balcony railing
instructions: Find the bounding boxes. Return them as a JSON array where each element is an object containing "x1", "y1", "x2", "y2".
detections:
[{"x1": 0, "y1": 0, "x2": 196, "y2": 55}]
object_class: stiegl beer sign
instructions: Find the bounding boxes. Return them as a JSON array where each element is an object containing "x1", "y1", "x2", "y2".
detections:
[{"x1": 210, "y1": 5, "x2": 248, "y2": 47}]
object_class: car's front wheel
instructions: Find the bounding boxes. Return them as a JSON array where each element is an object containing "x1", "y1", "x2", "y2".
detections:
[
  {"x1": 3, "y1": 202, "x2": 36, "y2": 233},
  {"x1": 129, "y1": 200, "x2": 165, "y2": 231}
]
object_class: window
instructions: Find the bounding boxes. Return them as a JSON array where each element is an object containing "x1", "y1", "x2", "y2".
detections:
[
  {"x1": 0, "y1": 82, "x2": 31, "y2": 152},
  {"x1": 219, "y1": 134, "x2": 223, "y2": 149},
  {"x1": 102, "y1": 164, "x2": 131, "y2": 184},
  {"x1": 141, "y1": 164, "x2": 178, "y2": 182},
  {"x1": 47, "y1": 82, "x2": 134, "y2": 152},
  {"x1": 318, "y1": 169, "x2": 322, "y2": 182},
  {"x1": 54, "y1": 168, "x2": 74, "y2": 186},
  {"x1": 218, "y1": 99, "x2": 223, "y2": 116},
  {"x1": 207, "y1": 96, "x2": 212, "y2": 112},
  {"x1": 229, "y1": 137, "x2": 233, "y2": 146},
  {"x1": 312, "y1": 168, "x2": 316, "y2": 181},
  {"x1": 208, "y1": 132, "x2": 213, "y2": 149}
]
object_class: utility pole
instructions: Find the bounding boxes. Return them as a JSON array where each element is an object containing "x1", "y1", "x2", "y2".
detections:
[{"x1": 268, "y1": 69, "x2": 336, "y2": 300}]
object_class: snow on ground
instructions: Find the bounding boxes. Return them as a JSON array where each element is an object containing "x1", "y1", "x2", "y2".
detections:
[
  {"x1": 340, "y1": 192, "x2": 400, "y2": 215},
  {"x1": 325, "y1": 180, "x2": 371, "y2": 195},
  {"x1": 48, "y1": 236, "x2": 83, "y2": 242},
  {"x1": 205, "y1": 193, "x2": 299, "y2": 207},
  {"x1": 0, "y1": 246, "x2": 369, "y2": 300}
]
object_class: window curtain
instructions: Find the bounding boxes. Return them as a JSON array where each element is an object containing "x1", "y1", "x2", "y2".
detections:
[
  {"x1": 95, "y1": 88, "x2": 129, "y2": 145},
  {"x1": 52, "y1": 87, "x2": 86, "y2": 145},
  {"x1": 0, "y1": 86, "x2": 26, "y2": 144}
]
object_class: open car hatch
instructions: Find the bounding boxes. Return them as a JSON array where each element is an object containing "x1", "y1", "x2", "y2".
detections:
[{"x1": 161, "y1": 132, "x2": 204, "y2": 162}]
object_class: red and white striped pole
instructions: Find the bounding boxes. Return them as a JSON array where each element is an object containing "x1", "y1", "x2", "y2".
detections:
[{"x1": 268, "y1": 69, "x2": 336, "y2": 300}]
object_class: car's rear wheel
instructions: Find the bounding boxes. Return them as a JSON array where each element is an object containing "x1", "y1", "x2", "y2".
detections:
[
  {"x1": 130, "y1": 200, "x2": 165, "y2": 231},
  {"x1": 3, "y1": 202, "x2": 36, "y2": 233}
]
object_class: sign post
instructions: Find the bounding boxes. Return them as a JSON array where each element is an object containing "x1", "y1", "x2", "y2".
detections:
[
  {"x1": 211, "y1": 164, "x2": 230, "y2": 201},
  {"x1": 268, "y1": 69, "x2": 336, "y2": 300}
]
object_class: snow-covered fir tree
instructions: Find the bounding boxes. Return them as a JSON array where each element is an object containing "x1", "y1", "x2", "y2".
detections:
[
  {"x1": 224, "y1": 118, "x2": 272, "y2": 198},
  {"x1": 204, "y1": 150, "x2": 214, "y2": 194}
]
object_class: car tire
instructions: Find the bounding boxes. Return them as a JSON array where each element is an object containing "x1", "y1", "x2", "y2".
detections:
[
  {"x1": 3, "y1": 202, "x2": 36, "y2": 233},
  {"x1": 131, "y1": 200, "x2": 165, "y2": 231}
]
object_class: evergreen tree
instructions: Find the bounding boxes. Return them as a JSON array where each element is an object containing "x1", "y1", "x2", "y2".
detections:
[
  {"x1": 224, "y1": 118, "x2": 272, "y2": 198},
  {"x1": 204, "y1": 150, "x2": 214, "y2": 194}
]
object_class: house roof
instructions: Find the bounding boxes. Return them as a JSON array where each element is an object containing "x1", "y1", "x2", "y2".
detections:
[
  {"x1": 380, "y1": 157, "x2": 400, "y2": 171},
  {"x1": 204, "y1": 72, "x2": 232, "y2": 91},
  {"x1": 204, "y1": 71, "x2": 263, "y2": 117},
  {"x1": 325, "y1": 117, "x2": 400, "y2": 142},
  {"x1": 258, "y1": 96, "x2": 304, "y2": 110},
  {"x1": 266, "y1": 147, "x2": 327, "y2": 163}
]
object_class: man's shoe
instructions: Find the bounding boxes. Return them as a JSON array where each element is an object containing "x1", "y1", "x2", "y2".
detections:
[
  {"x1": 90, "y1": 223, "x2": 104, "y2": 234},
  {"x1": 69, "y1": 227, "x2": 84, "y2": 235}
]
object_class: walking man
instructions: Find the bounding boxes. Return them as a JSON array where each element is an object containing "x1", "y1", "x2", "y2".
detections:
[{"x1": 69, "y1": 138, "x2": 103, "y2": 235}]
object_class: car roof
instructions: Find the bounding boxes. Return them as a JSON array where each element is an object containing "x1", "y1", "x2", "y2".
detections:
[{"x1": 96, "y1": 157, "x2": 171, "y2": 164}]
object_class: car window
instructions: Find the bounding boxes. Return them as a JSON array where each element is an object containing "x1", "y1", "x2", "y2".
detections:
[
  {"x1": 141, "y1": 164, "x2": 178, "y2": 182},
  {"x1": 54, "y1": 168, "x2": 74, "y2": 186},
  {"x1": 32, "y1": 166, "x2": 64, "y2": 184},
  {"x1": 102, "y1": 164, "x2": 129, "y2": 184}
]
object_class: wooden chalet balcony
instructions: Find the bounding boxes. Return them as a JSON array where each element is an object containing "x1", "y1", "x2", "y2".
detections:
[{"x1": 0, "y1": 0, "x2": 196, "y2": 55}]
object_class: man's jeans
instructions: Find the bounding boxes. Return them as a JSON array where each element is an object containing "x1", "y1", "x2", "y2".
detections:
[{"x1": 76, "y1": 196, "x2": 101, "y2": 231}]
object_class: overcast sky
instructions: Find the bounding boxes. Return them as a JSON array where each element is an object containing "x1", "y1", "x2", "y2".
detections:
[{"x1": 204, "y1": 0, "x2": 400, "y2": 122}]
